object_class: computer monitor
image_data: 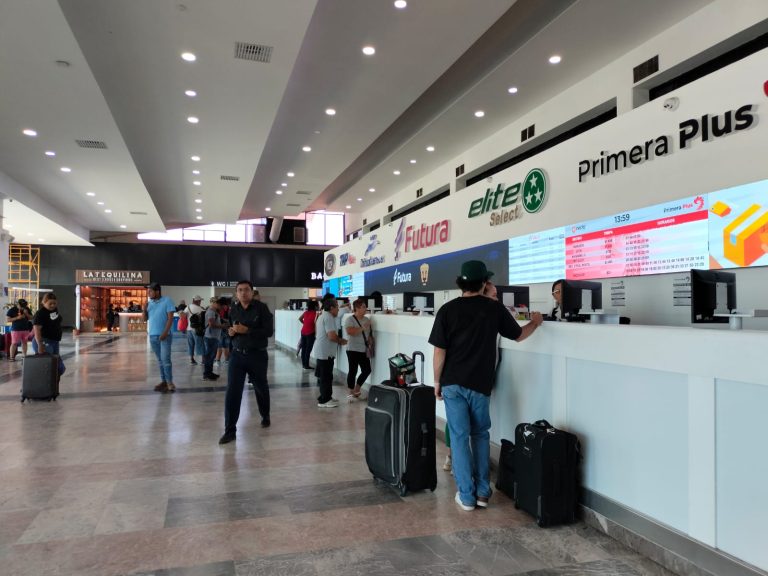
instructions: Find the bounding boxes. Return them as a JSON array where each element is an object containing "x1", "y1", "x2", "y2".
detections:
[
  {"x1": 561, "y1": 280, "x2": 602, "y2": 321},
  {"x1": 495, "y1": 285, "x2": 530, "y2": 310},
  {"x1": 690, "y1": 269, "x2": 736, "y2": 324},
  {"x1": 362, "y1": 293, "x2": 382, "y2": 311},
  {"x1": 403, "y1": 291, "x2": 435, "y2": 312}
]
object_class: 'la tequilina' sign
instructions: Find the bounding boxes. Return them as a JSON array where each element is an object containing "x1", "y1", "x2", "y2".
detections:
[
  {"x1": 578, "y1": 104, "x2": 756, "y2": 182},
  {"x1": 76, "y1": 270, "x2": 150, "y2": 285}
]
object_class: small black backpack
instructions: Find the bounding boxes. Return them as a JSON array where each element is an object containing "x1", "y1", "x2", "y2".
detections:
[{"x1": 189, "y1": 308, "x2": 206, "y2": 336}]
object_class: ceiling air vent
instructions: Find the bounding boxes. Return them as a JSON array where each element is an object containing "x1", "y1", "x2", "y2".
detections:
[
  {"x1": 220, "y1": 175, "x2": 240, "y2": 182},
  {"x1": 455, "y1": 164, "x2": 465, "y2": 177},
  {"x1": 416, "y1": 188, "x2": 423, "y2": 198},
  {"x1": 75, "y1": 139, "x2": 107, "y2": 149},
  {"x1": 634, "y1": 55, "x2": 659, "y2": 83},
  {"x1": 296, "y1": 190, "x2": 311, "y2": 196},
  {"x1": 286, "y1": 203, "x2": 300, "y2": 207},
  {"x1": 234, "y1": 42, "x2": 273, "y2": 63},
  {"x1": 388, "y1": 204, "x2": 393, "y2": 213},
  {"x1": 129, "y1": 211, "x2": 148, "y2": 215},
  {"x1": 363, "y1": 219, "x2": 367, "y2": 225}
]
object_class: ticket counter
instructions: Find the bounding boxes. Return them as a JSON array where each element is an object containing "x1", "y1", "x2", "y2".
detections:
[{"x1": 275, "y1": 309, "x2": 768, "y2": 573}]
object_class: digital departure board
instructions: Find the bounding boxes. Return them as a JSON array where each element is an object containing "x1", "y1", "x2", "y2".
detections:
[
  {"x1": 508, "y1": 227, "x2": 565, "y2": 284},
  {"x1": 565, "y1": 196, "x2": 710, "y2": 279}
]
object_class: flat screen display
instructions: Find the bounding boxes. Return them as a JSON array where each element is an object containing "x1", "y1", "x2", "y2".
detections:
[
  {"x1": 708, "y1": 179, "x2": 768, "y2": 270},
  {"x1": 508, "y1": 227, "x2": 565, "y2": 284}
]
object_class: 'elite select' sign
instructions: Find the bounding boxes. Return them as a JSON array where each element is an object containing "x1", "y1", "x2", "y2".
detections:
[
  {"x1": 467, "y1": 168, "x2": 547, "y2": 226},
  {"x1": 76, "y1": 270, "x2": 149, "y2": 285}
]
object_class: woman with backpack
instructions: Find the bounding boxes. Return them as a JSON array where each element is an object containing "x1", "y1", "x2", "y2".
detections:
[{"x1": 183, "y1": 296, "x2": 206, "y2": 365}]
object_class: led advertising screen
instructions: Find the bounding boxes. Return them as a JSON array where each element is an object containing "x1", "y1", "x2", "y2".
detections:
[
  {"x1": 564, "y1": 195, "x2": 710, "y2": 280},
  {"x1": 708, "y1": 179, "x2": 768, "y2": 270}
]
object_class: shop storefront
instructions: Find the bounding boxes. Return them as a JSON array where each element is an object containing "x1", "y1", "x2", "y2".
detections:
[{"x1": 75, "y1": 270, "x2": 149, "y2": 333}]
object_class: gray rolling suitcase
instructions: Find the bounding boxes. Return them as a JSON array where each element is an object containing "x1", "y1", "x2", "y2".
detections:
[
  {"x1": 21, "y1": 354, "x2": 60, "y2": 402},
  {"x1": 365, "y1": 351, "x2": 437, "y2": 496}
]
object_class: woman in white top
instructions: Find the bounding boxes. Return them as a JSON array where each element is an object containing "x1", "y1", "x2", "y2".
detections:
[{"x1": 343, "y1": 298, "x2": 374, "y2": 400}]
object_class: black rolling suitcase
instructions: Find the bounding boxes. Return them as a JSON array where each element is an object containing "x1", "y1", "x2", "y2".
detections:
[
  {"x1": 513, "y1": 420, "x2": 579, "y2": 527},
  {"x1": 365, "y1": 351, "x2": 437, "y2": 496},
  {"x1": 21, "y1": 354, "x2": 60, "y2": 403}
]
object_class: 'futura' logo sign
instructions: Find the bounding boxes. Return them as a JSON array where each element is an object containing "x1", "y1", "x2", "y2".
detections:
[{"x1": 468, "y1": 168, "x2": 547, "y2": 226}]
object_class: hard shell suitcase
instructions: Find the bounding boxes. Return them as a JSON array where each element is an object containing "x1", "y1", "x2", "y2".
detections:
[
  {"x1": 365, "y1": 351, "x2": 437, "y2": 496},
  {"x1": 513, "y1": 420, "x2": 579, "y2": 527},
  {"x1": 21, "y1": 353, "x2": 60, "y2": 403}
]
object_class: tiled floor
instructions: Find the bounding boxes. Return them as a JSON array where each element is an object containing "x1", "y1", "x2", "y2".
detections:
[{"x1": 0, "y1": 333, "x2": 676, "y2": 576}]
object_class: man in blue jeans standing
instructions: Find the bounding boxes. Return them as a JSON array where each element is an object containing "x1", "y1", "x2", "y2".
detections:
[
  {"x1": 146, "y1": 283, "x2": 176, "y2": 393},
  {"x1": 428, "y1": 261, "x2": 543, "y2": 510}
]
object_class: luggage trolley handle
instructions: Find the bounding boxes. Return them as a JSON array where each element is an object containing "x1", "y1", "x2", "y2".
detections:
[{"x1": 412, "y1": 351, "x2": 425, "y2": 385}]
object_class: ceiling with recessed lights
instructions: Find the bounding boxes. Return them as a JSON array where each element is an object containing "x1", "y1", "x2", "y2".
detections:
[{"x1": 0, "y1": 0, "x2": 713, "y2": 244}]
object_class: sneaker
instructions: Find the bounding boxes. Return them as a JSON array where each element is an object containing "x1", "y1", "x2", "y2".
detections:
[
  {"x1": 261, "y1": 418, "x2": 271, "y2": 428},
  {"x1": 190, "y1": 358, "x2": 198, "y2": 365},
  {"x1": 318, "y1": 399, "x2": 339, "y2": 408},
  {"x1": 455, "y1": 492, "x2": 475, "y2": 512},
  {"x1": 154, "y1": 381, "x2": 169, "y2": 393},
  {"x1": 476, "y1": 495, "x2": 489, "y2": 508},
  {"x1": 203, "y1": 374, "x2": 219, "y2": 381},
  {"x1": 443, "y1": 455, "x2": 452, "y2": 472},
  {"x1": 215, "y1": 360, "x2": 221, "y2": 367},
  {"x1": 218, "y1": 431, "x2": 236, "y2": 445},
  {"x1": 167, "y1": 383, "x2": 176, "y2": 393}
]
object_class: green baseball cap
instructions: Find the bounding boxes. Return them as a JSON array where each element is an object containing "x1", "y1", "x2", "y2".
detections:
[{"x1": 460, "y1": 260, "x2": 493, "y2": 282}]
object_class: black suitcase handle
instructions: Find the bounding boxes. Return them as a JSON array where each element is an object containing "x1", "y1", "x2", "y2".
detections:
[{"x1": 412, "y1": 351, "x2": 425, "y2": 384}]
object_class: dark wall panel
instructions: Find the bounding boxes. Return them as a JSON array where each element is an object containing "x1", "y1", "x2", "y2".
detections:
[{"x1": 39, "y1": 244, "x2": 324, "y2": 288}]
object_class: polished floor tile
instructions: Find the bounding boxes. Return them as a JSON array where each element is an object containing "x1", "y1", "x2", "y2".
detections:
[{"x1": 0, "y1": 333, "x2": 676, "y2": 576}]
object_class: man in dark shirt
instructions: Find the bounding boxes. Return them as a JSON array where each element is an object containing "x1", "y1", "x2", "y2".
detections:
[
  {"x1": 219, "y1": 280, "x2": 274, "y2": 445},
  {"x1": 429, "y1": 260, "x2": 543, "y2": 511}
]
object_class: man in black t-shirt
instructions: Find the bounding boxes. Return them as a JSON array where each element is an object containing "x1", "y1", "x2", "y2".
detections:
[{"x1": 428, "y1": 260, "x2": 543, "y2": 511}]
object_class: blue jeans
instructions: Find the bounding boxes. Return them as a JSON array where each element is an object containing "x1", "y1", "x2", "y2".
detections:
[
  {"x1": 300, "y1": 333, "x2": 315, "y2": 368},
  {"x1": 149, "y1": 334, "x2": 173, "y2": 383},
  {"x1": 442, "y1": 384, "x2": 492, "y2": 507},
  {"x1": 224, "y1": 349, "x2": 269, "y2": 433},
  {"x1": 31, "y1": 339, "x2": 65, "y2": 375},
  {"x1": 203, "y1": 337, "x2": 218, "y2": 377},
  {"x1": 187, "y1": 331, "x2": 204, "y2": 357}
]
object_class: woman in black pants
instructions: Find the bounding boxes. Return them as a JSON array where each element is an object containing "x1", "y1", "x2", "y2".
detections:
[{"x1": 343, "y1": 298, "x2": 374, "y2": 400}]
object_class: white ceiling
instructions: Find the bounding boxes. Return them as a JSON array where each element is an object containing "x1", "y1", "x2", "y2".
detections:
[{"x1": 0, "y1": 0, "x2": 714, "y2": 244}]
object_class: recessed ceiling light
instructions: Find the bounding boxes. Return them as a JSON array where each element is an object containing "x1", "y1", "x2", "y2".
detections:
[
  {"x1": 195, "y1": 198, "x2": 202, "y2": 204},
  {"x1": 325, "y1": 108, "x2": 336, "y2": 116},
  {"x1": 187, "y1": 116, "x2": 199, "y2": 124},
  {"x1": 287, "y1": 172, "x2": 295, "y2": 177},
  {"x1": 97, "y1": 201, "x2": 104, "y2": 205},
  {"x1": 393, "y1": 170, "x2": 400, "y2": 175},
  {"x1": 549, "y1": 54, "x2": 562, "y2": 64},
  {"x1": 362, "y1": 46, "x2": 376, "y2": 56},
  {"x1": 507, "y1": 86, "x2": 518, "y2": 94},
  {"x1": 120, "y1": 225, "x2": 127, "y2": 229},
  {"x1": 275, "y1": 190, "x2": 283, "y2": 195},
  {"x1": 409, "y1": 159, "x2": 416, "y2": 164},
  {"x1": 302, "y1": 146, "x2": 311, "y2": 152},
  {"x1": 195, "y1": 208, "x2": 202, "y2": 213},
  {"x1": 45, "y1": 150, "x2": 56, "y2": 157},
  {"x1": 265, "y1": 207, "x2": 272, "y2": 212},
  {"x1": 38, "y1": 238, "x2": 45, "y2": 242},
  {"x1": 104, "y1": 209, "x2": 112, "y2": 213},
  {"x1": 185, "y1": 90, "x2": 197, "y2": 97},
  {"x1": 27, "y1": 232, "x2": 33, "y2": 236},
  {"x1": 314, "y1": 130, "x2": 321, "y2": 134},
  {"x1": 474, "y1": 110, "x2": 485, "y2": 118},
  {"x1": 86, "y1": 192, "x2": 95, "y2": 197},
  {"x1": 190, "y1": 155, "x2": 200, "y2": 162},
  {"x1": 281, "y1": 182, "x2": 287, "y2": 187},
  {"x1": 193, "y1": 181, "x2": 201, "y2": 186},
  {"x1": 192, "y1": 169, "x2": 200, "y2": 175},
  {"x1": 426, "y1": 145, "x2": 435, "y2": 152},
  {"x1": 369, "y1": 188, "x2": 376, "y2": 193},
  {"x1": 394, "y1": 0, "x2": 407, "y2": 8},
  {"x1": 346, "y1": 205, "x2": 351, "y2": 209},
  {"x1": 60, "y1": 167, "x2": 71, "y2": 173},
  {"x1": 357, "y1": 197, "x2": 363, "y2": 202},
  {"x1": 196, "y1": 216, "x2": 203, "y2": 220},
  {"x1": 22, "y1": 129, "x2": 37, "y2": 137},
  {"x1": 181, "y1": 52, "x2": 196, "y2": 62}
]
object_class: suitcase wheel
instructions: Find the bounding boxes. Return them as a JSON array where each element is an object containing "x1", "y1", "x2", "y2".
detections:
[
  {"x1": 20, "y1": 396, "x2": 25, "y2": 404},
  {"x1": 399, "y1": 485, "x2": 407, "y2": 497},
  {"x1": 514, "y1": 500, "x2": 520, "y2": 510},
  {"x1": 537, "y1": 517, "x2": 546, "y2": 528}
]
